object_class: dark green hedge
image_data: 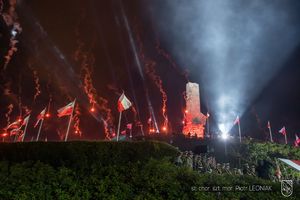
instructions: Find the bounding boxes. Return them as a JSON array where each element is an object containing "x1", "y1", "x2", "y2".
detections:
[
  {"x1": 0, "y1": 159, "x2": 298, "y2": 200},
  {"x1": 0, "y1": 141, "x2": 299, "y2": 199},
  {"x1": 0, "y1": 141, "x2": 179, "y2": 169}
]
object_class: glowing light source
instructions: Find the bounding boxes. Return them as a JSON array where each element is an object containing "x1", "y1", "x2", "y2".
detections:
[
  {"x1": 149, "y1": 129, "x2": 155, "y2": 133},
  {"x1": 162, "y1": 126, "x2": 167, "y2": 132},
  {"x1": 219, "y1": 123, "x2": 227, "y2": 134},
  {"x1": 1, "y1": 133, "x2": 8, "y2": 137},
  {"x1": 11, "y1": 30, "x2": 17, "y2": 37},
  {"x1": 90, "y1": 107, "x2": 95, "y2": 112},
  {"x1": 185, "y1": 109, "x2": 188, "y2": 114},
  {"x1": 45, "y1": 113, "x2": 50, "y2": 118},
  {"x1": 17, "y1": 118, "x2": 22, "y2": 122},
  {"x1": 219, "y1": 123, "x2": 229, "y2": 140},
  {"x1": 221, "y1": 132, "x2": 228, "y2": 140}
]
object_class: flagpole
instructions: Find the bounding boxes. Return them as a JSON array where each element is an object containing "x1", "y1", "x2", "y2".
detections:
[
  {"x1": 268, "y1": 125, "x2": 273, "y2": 142},
  {"x1": 36, "y1": 119, "x2": 44, "y2": 141},
  {"x1": 22, "y1": 115, "x2": 30, "y2": 142},
  {"x1": 129, "y1": 127, "x2": 132, "y2": 139},
  {"x1": 116, "y1": 111, "x2": 122, "y2": 142},
  {"x1": 65, "y1": 99, "x2": 76, "y2": 142},
  {"x1": 284, "y1": 133, "x2": 287, "y2": 145},
  {"x1": 238, "y1": 122, "x2": 242, "y2": 143},
  {"x1": 207, "y1": 117, "x2": 210, "y2": 138}
]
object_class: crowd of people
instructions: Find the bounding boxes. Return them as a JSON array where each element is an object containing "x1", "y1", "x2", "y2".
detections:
[
  {"x1": 174, "y1": 151, "x2": 300, "y2": 184},
  {"x1": 175, "y1": 151, "x2": 256, "y2": 176}
]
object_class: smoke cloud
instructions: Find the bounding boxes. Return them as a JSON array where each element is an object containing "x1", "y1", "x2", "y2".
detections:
[{"x1": 148, "y1": 0, "x2": 300, "y2": 131}]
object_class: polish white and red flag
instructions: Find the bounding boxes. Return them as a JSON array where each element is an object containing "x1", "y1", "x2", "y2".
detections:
[
  {"x1": 278, "y1": 158, "x2": 300, "y2": 172},
  {"x1": 5, "y1": 120, "x2": 21, "y2": 130},
  {"x1": 117, "y1": 93, "x2": 132, "y2": 112},
  {"x1": 22, "y1": 115, "x2": 30, "y2": 127},
  {"x1": 57, "y1": 100, "x2": 75, "y2": 117},
  {"x1": 13, "y1": 114, "x2": 30, "y2": 139},
  {"x1": 34, "y1": 107, "x2": 46, "y2": 128},
  {"x1": 234, "y1": 116, "x2": 240, "y2": 125},
  {"x1": 6, "y1": 120, "x2": 22, "y2": 136},
  {"x1": 295, "y1": 135, "x2": 300, "y2": 147},
  {"x1": 279, "y1": 126, "x2": 287, "y2": 135}
]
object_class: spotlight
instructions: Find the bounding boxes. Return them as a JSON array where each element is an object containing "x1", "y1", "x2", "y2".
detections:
[
  {"x1": 11, "y1": 29, "x2": 17, "y2": 37},
  {"x1": 162, "y1": 126, "x2": 167, "y2": 131},
  {"x1": 45, "y1": 113, "x2": 50, "y2": 118},
  {"x1": 90, "y1": 107, "x2": 95, "y2": 112},
  {"x1": 221, "y1": 133, "x2": 228, "y2": 140}
]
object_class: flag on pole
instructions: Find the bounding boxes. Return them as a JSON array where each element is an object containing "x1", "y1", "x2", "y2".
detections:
[
  {"x1": 279, "y1": 126, "x2": 286, "y2": 135},
  {"x1": 16, "y1": 131, "x2": 25, "y2": 142},
  {"x1": 5, "y1": 120, "x2": 21, "y2": 130},
  {"x1": 278, "y1": 158, "x2": 300, "y2": 172},
  {"x1": 117, "y1": 93, "x2": 132, "y2": 112},
  {"x1": 126, "y1": 123, "x2": 132, "y2": 130},
  {"x1": 234, "y1": 116, "x2": 240, "y2": 125},
  {"x1": 14, "y1": 114, "x2": 30, "y2": 142},
  {"x1": 295, "y1": 135, "x2": 300, "y2": 147},
  {"x1": 21, "y1": 115, "x2": 30, "y2": 126},
  {"x1": 34, "y1": 107, "x2": 46, "y2": 128},
  {"x1": 10, "y1": 127, "x2": 22, "y2": 136},
  {"x1": 57, "y1": 100, "x2": 75, "y2": 117}
]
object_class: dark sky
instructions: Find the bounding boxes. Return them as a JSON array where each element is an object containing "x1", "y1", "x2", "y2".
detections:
[{"x1": 1, "y1": 0, "x2": 300, "y2": 142}]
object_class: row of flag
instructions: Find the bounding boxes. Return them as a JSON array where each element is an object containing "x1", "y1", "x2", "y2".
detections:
[
  {"x1": 3, "y1": 93, "x2": 133, "y2": 142},
  {"x1": 233, "y1": 116, "x2": 300, "y2": 146},
  {"x1": 3, "y1": 99, "x2": 76, "y2": 142}
]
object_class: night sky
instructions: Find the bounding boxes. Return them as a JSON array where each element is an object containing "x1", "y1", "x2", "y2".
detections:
[{"x1": 1, "y1": 0, "x2": 300, "y2": 142}]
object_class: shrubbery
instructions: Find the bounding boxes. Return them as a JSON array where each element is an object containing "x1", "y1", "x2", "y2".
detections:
[{"x1": 0, "y1": 141, "x2": 299, "y2": 199}]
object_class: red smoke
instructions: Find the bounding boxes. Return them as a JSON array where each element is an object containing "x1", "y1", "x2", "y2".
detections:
[
  {"x1": 5, "y1": 104, "x2": 14, "y2": 126},
  {"x1": 32, "y1": 70, "x2": 41, "y2": 101},
  {"x1": 74, "y1": 36, "x2": 113, "y2": 139},
  {"x1": 73, "y1": 104, "x2": 82, "y2": 136},
  {"x1": 135, "y1": 24, "x2": 169, "y2": 132}
]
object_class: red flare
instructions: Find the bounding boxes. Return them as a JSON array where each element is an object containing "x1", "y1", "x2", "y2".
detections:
[
  {"x1": 1, "y1": 133, "x2": 8, "y2": 137},
  {"x1": 73, "y1": 104, "x2": 81, "y2": 136},
  {"x1": 90, "y1": 107, "x2": 95, "y2": 112},
  {"x1": 32, "y1": 70, "x2": 41, "y2": 101},
  {"x1": 135, "y1": 24, "x2": 169, "y2": 132},
  {"x1": 149, "y1": 129, "x2": 155, "y2": 133},
  {"x1": 74, "y1": 37, "x2": 113, "y2": 139},
  {"x1": 45, "y1": 113, "x2": 50, "y2": 118},
  {"x1": 5, "y1": 104, "x2": 14, "y2": 127}
]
